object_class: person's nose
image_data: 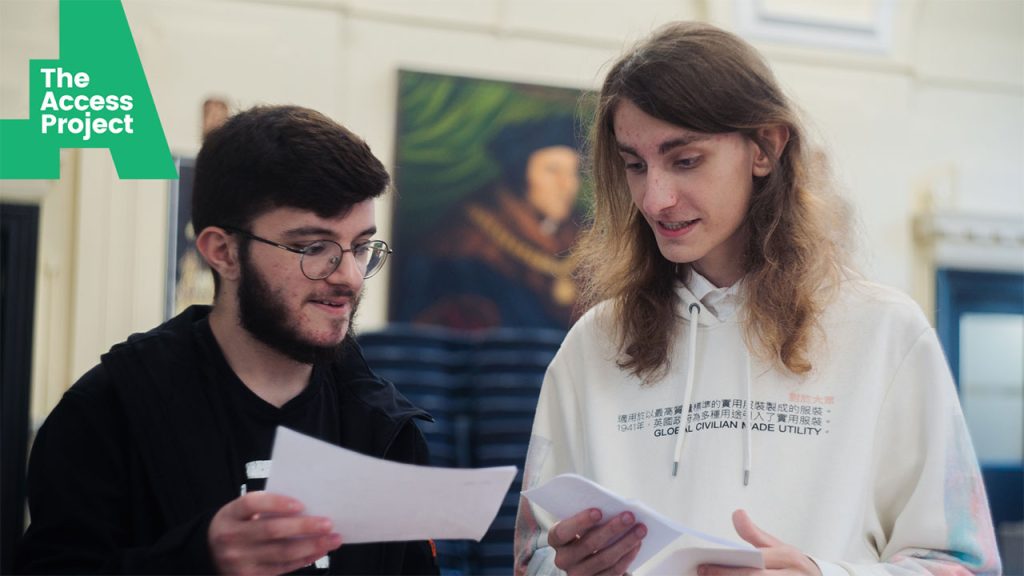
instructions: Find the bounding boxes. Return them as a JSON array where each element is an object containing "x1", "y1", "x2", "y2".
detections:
[
  {"x1": 323, "y1": 250, "x2": 364, "y2": 288},
  {"x1": 641, "y1": 167, "x2": 678, "y2": 214}
]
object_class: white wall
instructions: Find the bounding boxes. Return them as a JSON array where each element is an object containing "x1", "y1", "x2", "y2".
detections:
[{"x1": 2, "y1": 0, "x2": 1022, "y2": 426}]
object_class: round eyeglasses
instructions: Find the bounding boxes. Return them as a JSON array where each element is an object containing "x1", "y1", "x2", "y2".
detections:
[{"x1": 222, "y1": 226, "x2": 392, "y2": 280}]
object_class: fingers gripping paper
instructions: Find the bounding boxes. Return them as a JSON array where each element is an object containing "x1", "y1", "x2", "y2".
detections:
[
  {"x1": 265, "y1": 427, "x2": 517, "y2": 544},
  {"x1": 521, "y1": 474, "x2": 763, "y2": 574}
]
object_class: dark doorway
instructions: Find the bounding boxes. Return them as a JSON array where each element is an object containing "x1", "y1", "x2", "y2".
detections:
[{"x1": 1, "y1": 203, "x2": 39, "y2": 574}]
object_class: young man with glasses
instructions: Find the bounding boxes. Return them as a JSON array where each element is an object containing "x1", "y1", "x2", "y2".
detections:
[{"x1": 16, "y1": 106, "x2": 438, "y2": 575}]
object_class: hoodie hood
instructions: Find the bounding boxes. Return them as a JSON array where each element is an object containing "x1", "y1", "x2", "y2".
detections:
[
  {"x1": 674, "y1": 270, "x2": 744, "y2": 326},
  {"x1": 672, "y1": 271, "x2": 753, "y2": 485}
]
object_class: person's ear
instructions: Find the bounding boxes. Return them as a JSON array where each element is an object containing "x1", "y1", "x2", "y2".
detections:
[
  {"x1": 752, "y1": 125, "x2": 790, "y2": 177},
  {"x1": 195, "y1": 226, "x2": 241, "y2": 282}
]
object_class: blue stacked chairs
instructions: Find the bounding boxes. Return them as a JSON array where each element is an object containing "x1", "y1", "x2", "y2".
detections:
[
  {"x1": 355, "y1": 324, "x2": 564, "y2": 575},
  {"x1": 468, "y1": 329, "x2": 564, "y2": 574},
  {"x1": 356, "y1": 324, "x2": 476, "y2": 575}
]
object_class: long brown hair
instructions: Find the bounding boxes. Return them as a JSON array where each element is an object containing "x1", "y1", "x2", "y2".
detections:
[{"x1": 575, "y1": 21, "x2": 851, "y2": 381}]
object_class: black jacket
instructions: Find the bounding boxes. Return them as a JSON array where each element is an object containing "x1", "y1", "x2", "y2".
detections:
[{"x1": 15, "y1": 306, "x2": 439, "y2": 575}]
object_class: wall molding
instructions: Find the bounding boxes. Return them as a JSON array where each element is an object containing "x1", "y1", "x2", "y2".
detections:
[
  {"x1": 915, "y1": 211, "x2": 1024, "y2": 272},
  {"x1": 735, "y1": 0, "x2": 896, "y2": 54}
]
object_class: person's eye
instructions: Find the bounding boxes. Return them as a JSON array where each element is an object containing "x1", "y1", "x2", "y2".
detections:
[
  {"x1": 352, "y1": 242, "x2": 375, "y2": 256},
  {"x1": 303, "y1": 242, "x2": 328, "y2": 256},
  {"x1": 676, "y1": 156, "x2": 701, "y2": 169},
  {"x1": 623, "y1": 160, "x2": 646, "y2": 173}
]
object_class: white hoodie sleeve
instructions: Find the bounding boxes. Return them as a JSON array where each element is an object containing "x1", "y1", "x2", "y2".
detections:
[
  {"x1": 514, "y1": 343, "x2": 584, "y2": 576},
  {"x1": 820, "y1": 327, "x2": 1001, "y2": 575}
]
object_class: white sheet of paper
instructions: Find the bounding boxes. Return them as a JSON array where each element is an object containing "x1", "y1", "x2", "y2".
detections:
[
  {"x1": 521, "y1": 474, "x2": 761, "y2": 573},
  {"x1": 264, "y1": 426, "x2": 517, "y2": 544}
]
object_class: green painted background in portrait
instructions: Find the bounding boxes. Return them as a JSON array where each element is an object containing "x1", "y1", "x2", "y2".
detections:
[{"x1": 393, "y1": 71, "x2": 594, "y2": 239}]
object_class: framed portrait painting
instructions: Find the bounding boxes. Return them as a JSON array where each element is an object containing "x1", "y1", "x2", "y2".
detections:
[{"x1": 389, "y1": 70, "x2": 593, "y2": 331}]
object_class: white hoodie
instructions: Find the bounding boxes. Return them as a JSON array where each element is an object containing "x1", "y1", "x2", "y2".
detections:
[{"x1": 514, "y1": 274, "x2": 1001, "y2": 576}]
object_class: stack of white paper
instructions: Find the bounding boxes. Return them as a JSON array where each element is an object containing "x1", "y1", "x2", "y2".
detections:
[{"x1": 521, "y1": 473, "x2": 763, "y2": 574}]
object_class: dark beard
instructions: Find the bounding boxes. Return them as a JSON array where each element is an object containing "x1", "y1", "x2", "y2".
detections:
[{"x1": 236, "y1": 251, "x2": 357, "y2": 365}]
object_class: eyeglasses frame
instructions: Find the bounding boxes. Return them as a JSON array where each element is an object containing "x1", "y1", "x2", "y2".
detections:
[{"x1": 220, "y1": 225, "x2": 392, "y2": 280}]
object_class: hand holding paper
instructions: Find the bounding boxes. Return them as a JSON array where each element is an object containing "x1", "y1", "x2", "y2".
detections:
[
  {"x1": 264, "y1": 426, "x2": 516, "y2": 544},
  {"x1": 651, "y1": 511, "x2": 818, "y2": 576},
  {"x1": 522, "y1": 474, "x2": 680, "y2": 571},
  {"x1": 711, "y1": 509, "x2": 821, "y2": 576},
  {"x1": 208, "y1": 491, "x2": 341, "y2": 575},
  {"x1": 543, "y1": 506, "x2": 646, "y2": 576},
  {"x1": 521, "y1": 474, "x2": 764, "y2": 574}
]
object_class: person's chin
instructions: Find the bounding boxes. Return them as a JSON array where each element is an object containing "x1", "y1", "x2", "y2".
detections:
[
  {"x1": 280, "y1": 334, "x2": 345, "y2": 364},
  {"x1": 657, "y1": 245, "x2": 698, "y2": 265},
  {"x1": 307, "y1": 325, "x2": 350, "y2": 348},
  {"x1": 303, "y1": 308, "x2": 350, "y2": 331}
]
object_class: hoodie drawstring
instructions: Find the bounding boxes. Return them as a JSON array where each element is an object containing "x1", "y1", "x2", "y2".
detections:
[
  {"x1": 671, "y1": 301, "x2": 753, "y2": 486},
  {"x1": 672, "y1": 303, "x2": 700, "y2": 477},
  {"x1": 743, "y1": 353, "x2": 752, "y2": 486}
]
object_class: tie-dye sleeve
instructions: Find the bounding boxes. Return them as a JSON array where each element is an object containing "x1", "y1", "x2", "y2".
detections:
[
  {"x1": 514, "y1": 435, "x2": 560, "y2": 576},
  {"x1": 818, "y1": 327, "x2": 1002, "y2": 576}
]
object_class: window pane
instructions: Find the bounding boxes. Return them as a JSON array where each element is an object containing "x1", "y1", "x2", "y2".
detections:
[{"x1": 960, "y1": 313, "x2": 1024, "y2": 464}]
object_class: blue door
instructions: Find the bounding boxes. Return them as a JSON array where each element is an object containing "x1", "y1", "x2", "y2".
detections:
[{"x1": 936, "y1": 268, "x2": 1023, "y2": 572}]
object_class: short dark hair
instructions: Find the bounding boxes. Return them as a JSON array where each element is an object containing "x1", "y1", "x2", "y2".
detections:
[
  {"x1": 192, "y1": 105, "x2": 390, "y2": 234},
  {"x1": 488, "y1": 115, "x2": 579, "y2": 195}
]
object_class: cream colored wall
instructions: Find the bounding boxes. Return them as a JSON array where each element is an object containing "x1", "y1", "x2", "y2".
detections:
[{"x1": 2, "y1": 0, "x2": 1022, "y2": 428}]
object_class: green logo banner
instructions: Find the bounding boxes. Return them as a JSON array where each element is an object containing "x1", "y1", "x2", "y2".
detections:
[{"x1": 0, "y1": 0, "x2": 177, "y2": 180}]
